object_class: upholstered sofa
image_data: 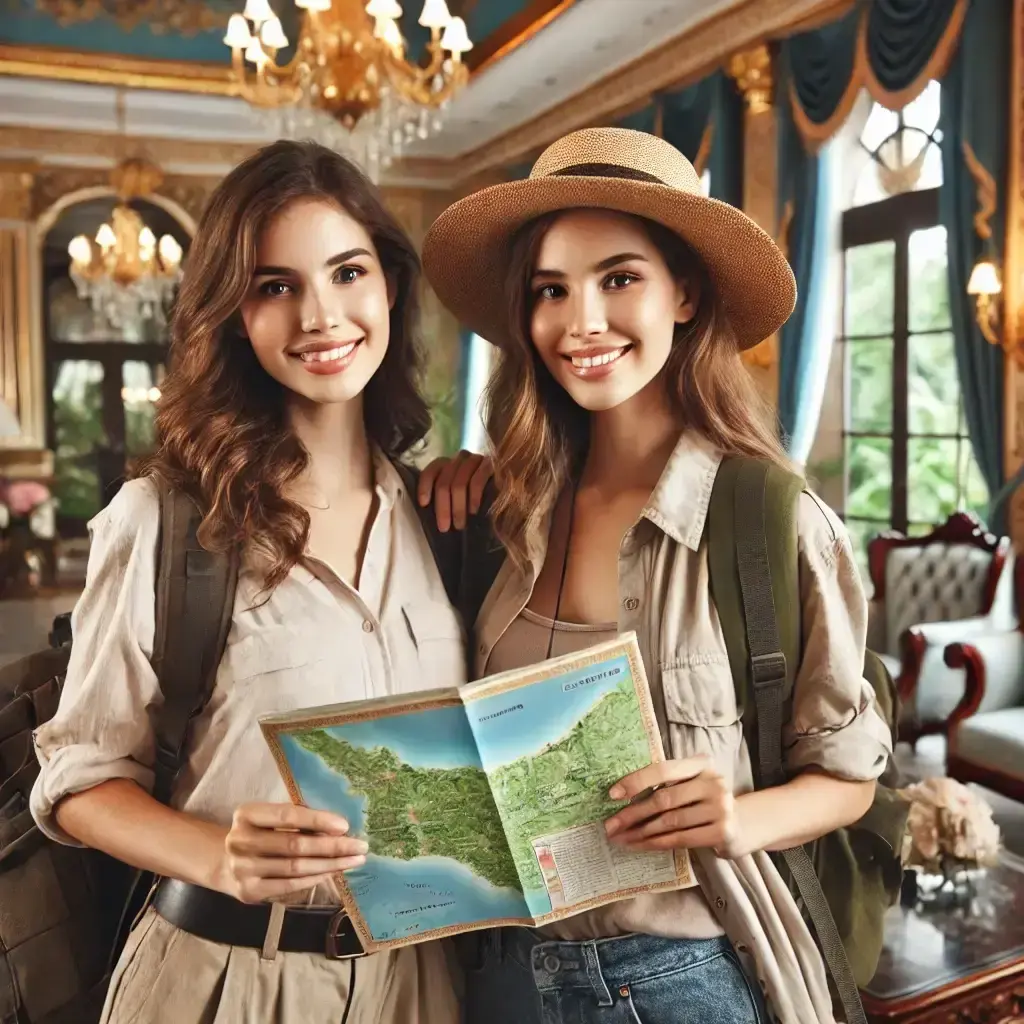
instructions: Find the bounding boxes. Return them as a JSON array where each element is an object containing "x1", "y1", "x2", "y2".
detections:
[
  {"x1": 943, "y1": 555, "x2": 1024, "y2": 802},
  {"x1": 865, "y1": 513, "x2": 1014, "y2": 748}
]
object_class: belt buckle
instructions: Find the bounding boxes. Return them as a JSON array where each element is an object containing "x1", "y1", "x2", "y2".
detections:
[{"x1": 325, "y1": 908, "x2": 363, "y2": 961}]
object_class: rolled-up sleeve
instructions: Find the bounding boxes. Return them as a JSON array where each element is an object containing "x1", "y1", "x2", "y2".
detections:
[
  {"x1": 783, "y1": 492, "x2": 892, "y2": 781},
  {"x1": 30, "y1": 478, "x2": 163, "y2": 845}
]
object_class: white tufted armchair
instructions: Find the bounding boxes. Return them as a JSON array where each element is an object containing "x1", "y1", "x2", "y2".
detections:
[
  {"x1": 864, "y1": 512, "x2": 1014, "y2": 749},
  {"x1": 943, "y1": 555, "x2": 1024, "y2": 803}
]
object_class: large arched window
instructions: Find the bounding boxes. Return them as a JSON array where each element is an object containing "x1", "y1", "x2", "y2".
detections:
[
  {"x1": 43, "y1": 196, "x2": 189, "y2": 536},
  {"x1": 838, "y1": 82, "x2": 988, "y2": 560}
]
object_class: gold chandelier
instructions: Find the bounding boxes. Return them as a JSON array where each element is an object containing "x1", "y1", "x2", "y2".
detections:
[
  {"x1": 223, "y1": 0, "x2": 472, "y2": 174},
  {"x1": 67, "y1": 158, "x2": 183, "y2": 330}
]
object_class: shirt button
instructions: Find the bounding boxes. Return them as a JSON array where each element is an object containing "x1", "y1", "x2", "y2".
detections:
[
  {"x1": 715, "y1": 896, "x2": 726, "y2": 910},
  {"x1": 362, "y1": 620, "x2": 374, "y2": 634},
  {"x1": 624, "y1": 597, "x2": 640, "y2": 612}
]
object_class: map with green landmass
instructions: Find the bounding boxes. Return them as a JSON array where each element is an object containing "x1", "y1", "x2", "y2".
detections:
[
  {"x1": 487, "y1": 678, "x2": 652, "y2": 893},
  {"x1": 294, "y1": 730, "x2": 522, "y2": 893}
]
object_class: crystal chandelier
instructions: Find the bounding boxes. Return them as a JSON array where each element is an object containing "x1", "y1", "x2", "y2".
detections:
[
  {"x1": 67, "y1": 158, "x2": 184, "y2": 330},
  {"x1": 223, "y1": 0, "x2": 472, "y2": 180}
]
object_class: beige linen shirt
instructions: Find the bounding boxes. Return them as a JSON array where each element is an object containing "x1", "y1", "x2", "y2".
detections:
[
  {"x1": 29, "y1": 454, "x2": 466, "y2": 1022},
  {"x1": 473, "y1": 431, "x2": 893, "y2": 1024}
]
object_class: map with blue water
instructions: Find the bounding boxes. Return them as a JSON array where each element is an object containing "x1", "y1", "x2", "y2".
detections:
[{"x1": 267, "y1": 636, "x2": 677, "y2": 950}]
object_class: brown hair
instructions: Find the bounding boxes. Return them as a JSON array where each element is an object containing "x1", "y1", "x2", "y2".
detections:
[
  {"x1": 140, "y1": 140, "x2": 429, "y2": 591},
  {"x1": 486, "y1": 210, "x2": 794, "y2": 569}
]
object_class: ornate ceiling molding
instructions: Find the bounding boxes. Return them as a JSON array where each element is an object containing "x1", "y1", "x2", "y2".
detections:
[
  {"x1": 26, "y1": 0, "x2": 233, "y2": 35},
  {"x1": 0, "y1": 43, "x2": 236, "y2": 95},
  {"x1": 450, "y1": 0, "x2": 855, "y2": 179}
]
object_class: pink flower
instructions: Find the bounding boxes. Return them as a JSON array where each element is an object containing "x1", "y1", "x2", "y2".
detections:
[{"x1": 4, "y1": 480, "x2": 50, "y2": 517}]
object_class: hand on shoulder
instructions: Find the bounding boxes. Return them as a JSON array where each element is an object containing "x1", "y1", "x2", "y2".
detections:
[{"x1": 417, "y1": 450, "x2": 494, "y2": 533}]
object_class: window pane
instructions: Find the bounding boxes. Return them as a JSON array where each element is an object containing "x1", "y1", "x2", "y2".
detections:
[
  {"x1": 845, "y1": 242, "x2": 895, "y2": 336},
  {"x1": 52, "y1": 360, "x2": 107, "y2": 521},
  {"x1": 909, "y1": 226, "x2": 950, "y2": 331},
  {"x1": 847, "y1": 340, "x2": 893, "y2": 431},
  {"x1": 902, "y1": 80, "x2": 941, "y2": 134},
  {"x1": 908, "y1": 437, "x2": 960, "y2": 525},
  {"x1": 843, "y1": 518, "x2": 889, "y2": 586},
  {"x1": 907, "y1": 522, "x2": 935, "y2": 538},
  {"x1": 123, "y1": 362, "x2": 164, "y2": 458},
  {"x1": 846, "y1": 436, "x2": 892, "y2": 521},
  {"x1": 958, "y1": 441, "x2": 991, "y2": 523},
  {"x1": 908, "y1": 331, "x2": 959, "y2": 434}
]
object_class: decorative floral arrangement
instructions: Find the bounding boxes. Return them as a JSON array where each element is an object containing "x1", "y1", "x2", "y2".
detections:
[{"x1": 899, "y1": 776, "x2": 1001, "y2": 875}]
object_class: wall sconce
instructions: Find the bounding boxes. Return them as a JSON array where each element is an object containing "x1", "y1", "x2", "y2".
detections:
[{"x1": 967, "y1": 255, "x2": 1002, "y2": 347}]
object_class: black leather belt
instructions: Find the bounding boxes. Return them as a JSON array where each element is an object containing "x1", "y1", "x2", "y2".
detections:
[{"x1": 152, "y1": 878, "x2": 365, "y2": 960}]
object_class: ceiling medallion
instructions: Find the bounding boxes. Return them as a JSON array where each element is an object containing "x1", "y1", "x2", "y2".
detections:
[{"x1": 223, "y1": 0, "x2": 472, "y2": 179}]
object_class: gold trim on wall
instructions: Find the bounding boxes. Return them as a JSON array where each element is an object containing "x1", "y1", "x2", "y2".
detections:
[
  {"x1": 0, "y1": 44, "x2": 236, "y2": 95},
  {"x1": 468, "y1": 0, "x2": 577, "y2": 74}
]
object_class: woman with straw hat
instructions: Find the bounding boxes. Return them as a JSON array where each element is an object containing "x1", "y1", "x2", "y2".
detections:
[{"x1": 421, "y1": 128, "x2": 892, "y2": 1024}]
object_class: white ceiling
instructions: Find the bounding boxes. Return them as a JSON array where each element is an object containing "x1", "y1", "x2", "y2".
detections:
[{"x1": 0, "y1": 0, "x2": 746, "y2": 179}]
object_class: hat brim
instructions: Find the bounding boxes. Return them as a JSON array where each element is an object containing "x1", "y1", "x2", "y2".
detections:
[{"x1": 422, "y1": 175, "x2": 796, "y2": 351}]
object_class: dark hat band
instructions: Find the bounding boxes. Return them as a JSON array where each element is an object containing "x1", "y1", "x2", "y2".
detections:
[{"x1": 550, "y1": 162, "x2": 665, "y2": 185}]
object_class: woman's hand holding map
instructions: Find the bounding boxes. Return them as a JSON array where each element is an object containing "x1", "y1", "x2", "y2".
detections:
[
  {"x1": 212, "y1": 802, "x2": 369, "y2": 903},
  {"x1": 604, "y1": 756, "x2": 742, "y2": 859}
]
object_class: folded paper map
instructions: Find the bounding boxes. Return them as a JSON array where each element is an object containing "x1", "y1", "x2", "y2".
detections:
[{"x1": 260, "y1": 632, "x2": 695, "y2": 952}]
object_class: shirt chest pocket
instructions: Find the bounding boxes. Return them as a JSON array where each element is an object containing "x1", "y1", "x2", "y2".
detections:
[
  {"x1": 660, "y1": 659, "x2": 743, "y2": 767},
  {"x1": 401, "y1": 600, "x2": 467, "y2": 689},
  {"x1": 223, "y1": 625, "x2": 334, "y2": 711}
]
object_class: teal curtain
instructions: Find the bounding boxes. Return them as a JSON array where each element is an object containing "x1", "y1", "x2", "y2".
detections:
[
  {"x1": 939, "y1": 0, "x2": 1011, "y2": 531},
  {"x1": 776, "y1": 47, "x2": 834, "y2": 462},
  {"x1": 658, "y1": 71, "x2": 743, "y2": 205}
]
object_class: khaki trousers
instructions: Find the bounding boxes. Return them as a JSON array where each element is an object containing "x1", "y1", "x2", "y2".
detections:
[{"x1": 101, "y1": 908, "x2": 461, "y2": 1024}]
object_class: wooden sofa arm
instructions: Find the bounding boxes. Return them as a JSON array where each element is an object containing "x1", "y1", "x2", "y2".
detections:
[{"x1": 944, "y1": 629, "x2": 1024, "y2": 728}]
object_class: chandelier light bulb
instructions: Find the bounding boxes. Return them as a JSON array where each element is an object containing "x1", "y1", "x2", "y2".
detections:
[
  {"x1": 418, "y1": 0, "x2": 450, "y2": 29},
  {"x1": 95, "y1": 223, "x2": 116, "y2": 250},
  {"x1": 967, "y1": 259, "x2": 1002, "y2": 296},
  {"x1": 440, "y1": 15, "x2": 471, "y2": 54},
  {"x1": 68, "y1": 235, "x2": 92, "y2": 267},
  {"x1": 260, "y1": 15, "x2": 289, "y2": 50},
  {"x1": 245, "y1": 36, "x2": 270, "y2": 67},
  {"x1": 138, "y1": 226, "x2": 157, "y2": 251},
  {"x1": 224, "y1": 13, "x2": 252, "y2": 48},
  {"x1": 158, "y1": 235, "x2": 183, "y2": 270},
  {"x1": 378, "y1": 17, "x2": 403, "y2": 51},
  {"x1": 366, "y1": 0, "x2": 403, "y2": 19},
  {"x1": 242, "y1": 0, "x2": 274, "y2": 25}
]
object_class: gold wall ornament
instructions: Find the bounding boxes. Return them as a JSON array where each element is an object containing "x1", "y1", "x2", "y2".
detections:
[
  {"x1": 0, "y1": 163, "x2": 36, "y2": 221},
  {"x1": 28, "y1": 0, "x2": 232, "y2": 35},
  {"x1": 221, "y1": 0, "x2": 472, "y2": 177},
  {"x1": 727, "y1": 43, "x2": 773, "y2": 115},
  {"x1": 962, "y1": 139, "x2": 1013, "y2": 359}
]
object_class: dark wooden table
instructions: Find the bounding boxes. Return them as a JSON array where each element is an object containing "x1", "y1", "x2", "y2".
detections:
[{"x1": 861, "y1": 851, "x2": 1024, "y2": 1022}]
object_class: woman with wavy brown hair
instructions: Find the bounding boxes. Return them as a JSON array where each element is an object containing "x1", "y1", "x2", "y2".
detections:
[
  {"x1": 422, "y1": 128, "x2": 894, "y2": 1024},
  {"x1": 30, "y1": 140, "x2": 463, "y2": 1023}
]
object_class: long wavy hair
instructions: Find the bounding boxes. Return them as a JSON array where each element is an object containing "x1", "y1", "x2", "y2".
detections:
[
  {"x1": 486, "y1": 210, "x2": 794, "y2": 569},
  {"x1": 139, "y1": 140, "x2": 430, "y2": 590}
]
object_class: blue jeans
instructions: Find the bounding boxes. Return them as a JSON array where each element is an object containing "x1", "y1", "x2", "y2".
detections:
[{"x1": 455, "y1": 928, "x2": 767, "y2": 1024}]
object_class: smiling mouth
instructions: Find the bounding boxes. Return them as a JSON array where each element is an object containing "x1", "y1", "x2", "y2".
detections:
[
  {"x1": 564, "y1": 345, "x2": 633, "y2": 369},
  {"x1": 290, "y1": 340, "x2": 362, "y2": 363}
]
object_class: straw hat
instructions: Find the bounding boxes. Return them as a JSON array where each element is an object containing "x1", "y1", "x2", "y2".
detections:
[{"x1": 422, "y1": 127, "x2": 796, "y2": 351}]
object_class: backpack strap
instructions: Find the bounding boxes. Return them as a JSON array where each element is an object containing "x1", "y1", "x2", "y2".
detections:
[
  {"x1": 150, "y1": 487, "x2": 239, "y2": 805},
  {"x1": 708, "y1": 457, "x2": 867, "y2": 1024}
]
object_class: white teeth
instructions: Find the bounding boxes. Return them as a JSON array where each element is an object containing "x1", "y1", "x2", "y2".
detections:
[
  {"x1": 571, "y1": 348, "x2": 627, "y2": 369},
  {"x1": 298, "y1": 342, "x2": 357, "y2": 363}
]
